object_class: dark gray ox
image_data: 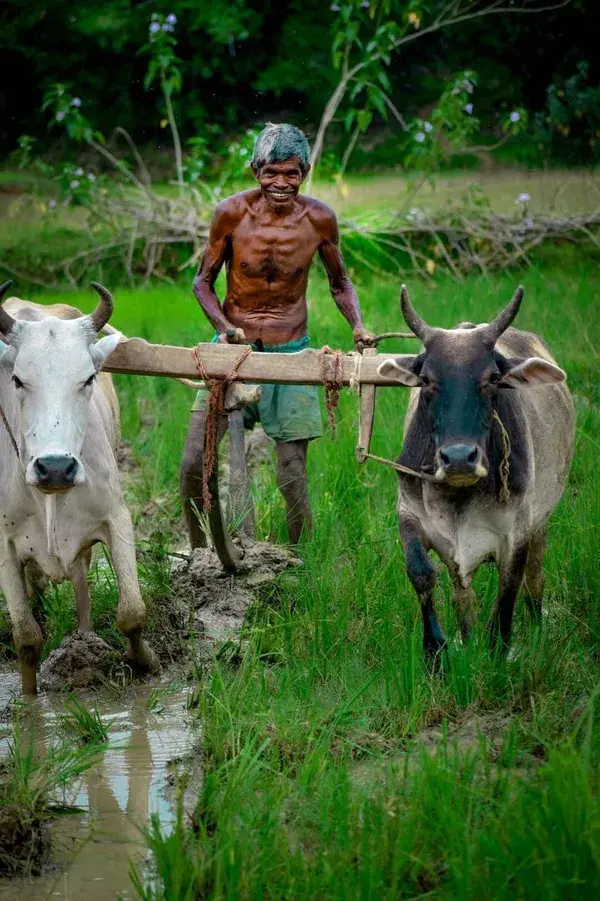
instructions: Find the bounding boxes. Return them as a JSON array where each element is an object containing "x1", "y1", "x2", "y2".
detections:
[{"x1": 378, "y1": 286, "x2": 574, "y2": 654}]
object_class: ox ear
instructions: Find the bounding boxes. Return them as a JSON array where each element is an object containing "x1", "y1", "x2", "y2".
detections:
[
  {"x1": 499, "y1": 356, "x2": 566, "y2": 388},
  {"x1": 89, "y1": 332, "x2": 122, "y2": 370},
  {"x1": 0, "y1": 340, "x2": 17, "y2": 368},
  {"x1": 377, "y1": 356, "x2": 422, "y2": 387}
]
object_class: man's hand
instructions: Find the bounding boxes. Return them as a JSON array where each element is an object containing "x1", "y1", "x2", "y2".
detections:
[
  {"x1": 217, "y1": 327, "x2": 247, "y2": 344},
  {"x1": 352, "y1": 326, "x2": 376, "y2": 351}
]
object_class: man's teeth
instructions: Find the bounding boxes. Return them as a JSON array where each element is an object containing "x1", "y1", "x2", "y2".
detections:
[{"x1": 271, "y1": 192, "x2": 290, "y2": 198}]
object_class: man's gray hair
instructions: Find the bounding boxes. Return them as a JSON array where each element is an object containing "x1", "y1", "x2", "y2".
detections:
[{"x1": 252, "y1": 124, "x2": 311, "y2": 173}]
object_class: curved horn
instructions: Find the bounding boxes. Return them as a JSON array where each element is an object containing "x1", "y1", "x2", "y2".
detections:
[
  {"x1": 0, "y1": 280, "x2": 16, "y2": 336},
  {"x1": 89, "y1": 281, "x2": 114, "y2": 332},
  {"x1": 400, "y1": 284, "x2": 431, "y2": 343},
  {"x1": 484, "y1": 286, "x2": 524, "y2": 344}
]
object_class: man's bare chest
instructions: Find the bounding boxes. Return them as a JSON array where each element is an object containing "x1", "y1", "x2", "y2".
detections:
[{"x1": 230, "y1": 217, "x2": 320, "y2": 283}]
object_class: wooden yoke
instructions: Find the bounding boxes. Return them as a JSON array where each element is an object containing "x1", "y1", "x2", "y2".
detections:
[
  {"x1": 101, "y1": 337, "x2": 406, "y2": 387},
  {"x1": 355, "y1": 347, "x2": 378, "y2": 463}
]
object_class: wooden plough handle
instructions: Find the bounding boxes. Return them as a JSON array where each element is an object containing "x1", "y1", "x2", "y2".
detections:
[{"x1": 355, "y1": 347, "x2": 378, "y2": 464}]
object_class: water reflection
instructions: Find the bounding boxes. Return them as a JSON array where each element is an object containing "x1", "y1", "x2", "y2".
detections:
[{"x1": 0, "y1": 673, "x2": 195, "y2": 900}]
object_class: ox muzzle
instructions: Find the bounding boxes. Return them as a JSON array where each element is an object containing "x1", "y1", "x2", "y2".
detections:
[
  {"x1": 435, "y1": 443, "x2": 489, "y2": 487},
  {"x1": 28, "y1": 454, "x2": 83, "y2": 492}
]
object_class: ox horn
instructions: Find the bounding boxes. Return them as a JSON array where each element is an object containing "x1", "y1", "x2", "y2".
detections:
[
  {"x1": 484, "y1": 286, "x2": 524, "y2": 344},
  {"x1": 400, "y1": 284, "x2": 431, "y2": 343},
  {"x1": 89, "y1": 281, "x2": 114, "y2": 332},
  {"x1": 0, "y1": 280, "x2": 16, "y2": 336}
]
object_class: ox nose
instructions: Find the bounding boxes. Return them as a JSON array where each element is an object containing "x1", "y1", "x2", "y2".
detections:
[
  {"x1": 438, "y1": 444, "x2": 485, "y2": 484},
  {"x1": 33, "y1": 455, "x2": 79, "y2": 489}
]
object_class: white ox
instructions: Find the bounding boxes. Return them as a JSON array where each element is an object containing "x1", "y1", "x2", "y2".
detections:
[{"x1": 0, "y1": 280, "x2": 157, "y2": 694}]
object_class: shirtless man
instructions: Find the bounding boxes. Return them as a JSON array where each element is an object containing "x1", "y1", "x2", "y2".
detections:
[{"x1": 181, "y1": 123, "x2": 372, "y2": 546}]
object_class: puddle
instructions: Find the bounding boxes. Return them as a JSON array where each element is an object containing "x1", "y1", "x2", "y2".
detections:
[{"x1": 0, "y1": 670, "x2": 197, "y2": 900}]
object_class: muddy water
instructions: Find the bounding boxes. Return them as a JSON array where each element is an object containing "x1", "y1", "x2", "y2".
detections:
[{"x1": 0, "y1": 671, "x2": 197, "y2": 901}]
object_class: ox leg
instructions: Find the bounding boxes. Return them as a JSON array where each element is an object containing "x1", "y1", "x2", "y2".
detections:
[
  {"x1": 400, "y1": 517, "x2": 447, "y2": 656},
  {"x1": 107, "y1": 508, "x2": 159, "y2": 674},
  {"x1": 450, "y1": 571, "x2": 477, "y2": 643},
  {"x1": 72, "y1": 552, "x2": 92, "y2": 632},
  {"x1": 0, "y1": 544, "x2": 43, "y2": 695},
  {"x1": 522, "y1": 527, "x2": 547, "y2": 622},
  {"x1": 489, "y1": 545, "x2": 528, "y2": 652}
]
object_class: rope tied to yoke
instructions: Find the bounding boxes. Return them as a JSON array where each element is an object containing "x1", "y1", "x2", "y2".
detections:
[
  {"x1": 192, "y1": 344, "x2": 252, "y2": 511},
  {"x1": 492, "y1": 408, "x2": 511, "y2": 503},
  {"x1": 317, "y1": 345, "x2": 344, "y2": 432}
]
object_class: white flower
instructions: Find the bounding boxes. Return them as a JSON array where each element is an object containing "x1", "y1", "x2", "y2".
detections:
[
  {"x1": 87, "y1": 173, "x2": 96, "y2": 181},
  {"x1": 463, "y1": 103, "x2": 473, "y2": 115},
  {"x1": 74, "y1": 167, "x2": 84, "y2": 176},
  {"x1": 166, "y1": 13, "x2": 177, "y2": 24},
  {"x1": 56, "y1": 111, "x2": 66, "y2": 121},
  {"x1": 415, "y1": 131, "x2": 425, "y2": 143},
  {"x1": 71, "y1": 97, "x2": 82, "y2": 108},
  {"x1": 228, "y1": 144, "x2": 236, "y2": 152},
  {"x1": 463, "y1": 80, "x2": 473, "y2": 93},
  {"x1": 331, "y1": 3, "x2": 341, "y2": 9},
  {"x1": 239, "y1": 147, "x2": 248, "y2": 156},
  {"x1": 515, "y1": 192, "x2": 531, "y2": 204},
  {"x1": 423, "y1": 121, "x2": 433, "y2": 133},
  {"x1": 48, "y1": 199, "x2": 57, "y2": 208},
  {"x1": 163, "y1": 22, "x2": 174, "y2": 32},
  {"x1": 510, "y1": 111, "x2": 520, "y2": 123},
  {"x1": 149, "y1": 21, "x2": 160, "y2": 34},
  {"x1": 523, "y1": 217, "x2": 533, "y2": 229},
  {"x1": 70, "y1": 180, "x2": 80, "y2": 189}
]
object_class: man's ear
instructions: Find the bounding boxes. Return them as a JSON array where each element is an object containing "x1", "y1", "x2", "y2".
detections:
[
  {"x1": 377, "y1": 356, "x2": 422, "y2": 387},
  {"x1": 300, "y1": 163, "x2": 311, "y2": 185},
  {"x1": 0, "y1": 340, "x2": 17, "y2": 368},
  {"x1": 499, "y1": 356, "x2": 566, "y2": 388},
  {"x1": 90, "y1": 332, "x2": 122, "y2": 370}
]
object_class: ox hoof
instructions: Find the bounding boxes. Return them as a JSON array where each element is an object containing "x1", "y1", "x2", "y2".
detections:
[{"x1": 124, "y1": 633, "x2": 160, "y2": 676}]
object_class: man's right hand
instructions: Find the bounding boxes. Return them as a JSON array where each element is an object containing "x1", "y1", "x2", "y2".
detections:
[{"x1": 217, "y1": 327, "x2": 247, "y2": 344}]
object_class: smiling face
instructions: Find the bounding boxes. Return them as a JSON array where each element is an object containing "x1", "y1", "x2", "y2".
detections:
[
  {"x1": 0, "y1": 318, "x2": 121, "y2": 492},
  {"x1": 252, "y1": 156, "x2": 308, "y2": 211}
]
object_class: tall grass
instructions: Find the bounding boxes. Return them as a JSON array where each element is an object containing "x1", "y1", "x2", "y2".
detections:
[{"x1": 3, "y1": 259, "x2": 599, "y2": 896}]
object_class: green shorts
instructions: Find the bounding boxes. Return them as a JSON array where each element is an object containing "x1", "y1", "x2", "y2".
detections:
[{"x1": 191, "y1": 335, "x2": 323, "y2": 444}]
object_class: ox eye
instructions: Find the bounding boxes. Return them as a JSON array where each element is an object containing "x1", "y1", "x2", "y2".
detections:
[
  {"x1": 12, "y1": 375, "x2": 24, "y2": 389},
  {"x1": 84, "y1": 374, "x2": 96, "y2": 388},
  {"x1": 488, "y1": 371, "x2": 501, "y2": 385}
]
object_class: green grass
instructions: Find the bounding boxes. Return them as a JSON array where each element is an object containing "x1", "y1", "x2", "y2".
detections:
[
  {"x1": 0, "y1": 232, "x2": 599, "y2": 894},
  {"x1": 58, "y1": 694, "x2": 110, "y2": 745}
]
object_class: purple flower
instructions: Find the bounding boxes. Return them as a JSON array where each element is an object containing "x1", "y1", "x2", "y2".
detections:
[
  {"x1": 149, "y1": 21, "x2": 160, "y2": 34},
  {"x1": 70, "y1": 179, "x2": 80, "y2": 189},
  {"x1": 71, "y1": 97, "x2": 82, "y2": 108},
  {"x1": 361, "y1": 1, "x2": 370, "y2": 7},
  {"x1": 74, "y1": 167, "x2": 84, "y2": 176},
  {"x1": 166, "y1": 13, "x2": 177, "y2": 24},
  {"x1": 163, "y1": 22, "x2": 174, "y2": 32},
  {"x1": 87, "y1": 172, "x2": 96, "y2": 181},
  {"x1": 423, "y1": 121, "x2": 433, "y2": 133},
  {"x1": 510, "y1": 111, "x2": 520, "y2": 123},
  {"x1": 56, "y1": 111, "x2": 66, "y2": 121},
  {"x1": 415, "y1": 131, "x2": 425, "y2": 143},
  {"x1": 463, "y1": 103, "x2": 473, "y2": 115},
  {"x1": 515, "y1": 192, "x2": 531, "y2": 204}
]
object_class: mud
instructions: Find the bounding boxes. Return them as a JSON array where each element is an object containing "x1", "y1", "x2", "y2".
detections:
[
  {"x1": 173, "y1": 539, "x2": 301, "y2": 660},
  {"x1": 39, "y1": 631, "x2": 119, "y2": 693}
]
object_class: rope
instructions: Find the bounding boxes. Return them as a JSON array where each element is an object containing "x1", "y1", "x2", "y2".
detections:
[
  {"x1": 192, "y1": 344, "x2": 252, "y2": 511},
  {"x1": 492, "y1": 409, "x2": 511, "y2": 503},
  {"x1": 0, "y1": 401, "x2": 19, "y2": 459},
  {"x1": 317, "y1": 345, "x2": 344, "y2": 432}
]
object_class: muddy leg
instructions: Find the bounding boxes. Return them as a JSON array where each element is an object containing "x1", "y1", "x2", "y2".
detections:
[
  {"x1": 0, "y1": 543, "x2": 43, "y2": 695},
  {"x1": 71, "y1": 552, "x2": 92, "y2": 631},
  {"x1": 276, "y1": 439, "x2": 311, "y2": 545},
  {"x1": 489, "y1": 544, "x2": 528, "y2": 652},
  {"x1": 400, "y1": 517, "x2": 446, "y2": 656},
  {"x1": 107, "y1": 507, "x2": 159, "y2": 674},
  {"x1": 180, "y1": 411, "x2": 228, "y2": 549},
  {"x1": 523, "y1": 527, "x2": 547, "y2": 622},
  {"x1": 450, "y1": 571, "x2": 477, "y2": 643}
]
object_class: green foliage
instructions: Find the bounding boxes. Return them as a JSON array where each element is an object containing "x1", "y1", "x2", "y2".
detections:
[{"x1": 533, "y1": 62, "x2": 600, "y2": 164}]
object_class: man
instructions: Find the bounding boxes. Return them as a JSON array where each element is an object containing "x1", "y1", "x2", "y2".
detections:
[{"x1": 181, "y1": 123, "x2": 372, "y2": 546}]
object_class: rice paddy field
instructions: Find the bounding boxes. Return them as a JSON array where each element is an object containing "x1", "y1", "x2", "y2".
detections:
[{"x1": 0, "y1": 169, "x2": 599, "y2": 898}]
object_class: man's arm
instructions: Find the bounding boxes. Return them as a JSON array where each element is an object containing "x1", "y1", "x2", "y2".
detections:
[
  {"x1": 317, "y1": 207, "x2": 373, "y2": 346},
  {"x1": 193, "y1": 201, "x2": 245, "y2": 341}
]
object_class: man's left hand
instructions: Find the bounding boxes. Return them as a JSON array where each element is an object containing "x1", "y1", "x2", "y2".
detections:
[{"x1": 352, "y1": 327, "x2": 376, "y2": 351}]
